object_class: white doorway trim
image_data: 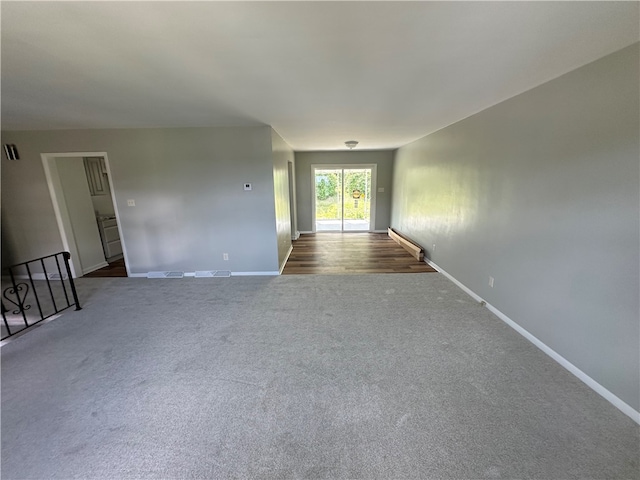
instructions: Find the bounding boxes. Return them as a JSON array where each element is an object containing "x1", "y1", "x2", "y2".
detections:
[
  {"x1": 41, "y1": 152, "x2": 130, "y2": 278},
  {"x1": 288, "y1": 160, "x2": 300, "y2": 240},
  {"x1": 311, "y1": 164, "x2": 377, "y2": 233}
]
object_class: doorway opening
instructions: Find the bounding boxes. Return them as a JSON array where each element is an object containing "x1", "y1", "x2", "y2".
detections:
[
  {"x1": 312, "y1": 165, "x2": 376, "y2": 232},
  {"x1": 41, "y1": 152, "x2": 129, "y2": 278}
]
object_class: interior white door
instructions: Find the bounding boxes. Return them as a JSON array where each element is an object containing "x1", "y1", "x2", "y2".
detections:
[{"x1": 56, "y1": 158, "x2": 107, "y2": 274}]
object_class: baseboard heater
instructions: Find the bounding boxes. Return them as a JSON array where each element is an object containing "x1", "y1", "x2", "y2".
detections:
[{"x1": 388, "y1": 228, "x2": 424, "y2": 261}]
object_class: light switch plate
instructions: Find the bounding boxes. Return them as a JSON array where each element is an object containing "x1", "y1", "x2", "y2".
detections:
[{"x1": 127, "y1": 199, "x2": 135, "y2": 207}]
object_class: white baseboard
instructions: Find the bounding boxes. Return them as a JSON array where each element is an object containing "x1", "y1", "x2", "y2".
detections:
[
  {"x1": 83, "y1": 261, "x2": 109, "y2": 275},
  {"x1": 299, "y1": 230, "x2": 386, "y2": 234},
  {"x1": 9, "y1": 273, "x2": 68, "y2": 281},
  {"x1": 231, "y1": 271, "x2": 279, "y2": 276},
  {"x1": 8, "y1": 274, "x2": 40, "y2": 281},
  {"x1": 280, "y1": 245, "x2": 294, "y2": 275},
  {"x1": 131, "y1": 271, "x2": 280, "y2": 278},
  {"x1": 425, "y1": 258, "x2": 640, "y2": 425}
]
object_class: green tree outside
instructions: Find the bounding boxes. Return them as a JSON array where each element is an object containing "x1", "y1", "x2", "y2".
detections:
[
  {"x1": 315, "y1": 173, "x2": 338, "y2": 201},
  {"x1": 315, "y1": 169, "x2": 371, "y2": 221}
]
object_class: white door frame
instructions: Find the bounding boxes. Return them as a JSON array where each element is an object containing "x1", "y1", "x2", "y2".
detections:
[
  {"x1": 311, "y1": 164, "x2": 377, "y2": 233},
  {"x1": 41, "y1": 151, "x2": 130, "y2": 278},
  {"x1": 288, "y1": 160, "x2": 300, "y2": 240}
]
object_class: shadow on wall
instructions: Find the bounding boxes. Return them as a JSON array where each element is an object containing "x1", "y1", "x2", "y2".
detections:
[{"x1": 1, "y1": 214, "x2": 16, "y2": 268}]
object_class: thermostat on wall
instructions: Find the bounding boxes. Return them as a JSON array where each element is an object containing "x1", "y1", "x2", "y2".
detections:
[{"x1": 244, "y1": 183, "x2": 252, "y2": 191}]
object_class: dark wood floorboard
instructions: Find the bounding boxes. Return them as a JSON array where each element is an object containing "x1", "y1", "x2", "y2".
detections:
[
  {"x1": 282, "y1": 233, "x2": 437, "y2": 275},
  {"x1": 84, "y1": 258, "x2": 127, "y2": 277}
]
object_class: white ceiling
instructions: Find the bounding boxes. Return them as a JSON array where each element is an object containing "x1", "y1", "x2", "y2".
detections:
[{"x1": 2, "y1": 1, "x2": 638, "y2": 151}]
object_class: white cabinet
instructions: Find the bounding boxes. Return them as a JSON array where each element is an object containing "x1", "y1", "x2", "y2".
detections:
[
  {"x1": 84, "y1": 157, "x2": 109, "y2": 196},
  {"x1": 98, "y1": 217, "x2": 122, "y2": 259}
]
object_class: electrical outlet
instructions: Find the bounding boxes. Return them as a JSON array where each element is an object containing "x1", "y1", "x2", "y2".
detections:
[
  {"x1": 489, "y1": 276, "x2": 494, "y2": 288},
  {"x1": 127, "y1": 199, "x2": 135, "y2": 207},
  {"x1": 223, "y1": 253, "x2": 229, "y2": 261},
  {"x1": 432, "y1": 243, "x2": 436, "y2": 252},
  {"x1": 244, "y1": 183, "x2": 252, "y2": 191}
]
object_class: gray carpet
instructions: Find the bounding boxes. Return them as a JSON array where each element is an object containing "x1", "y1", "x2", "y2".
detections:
[{"x1": 2, "y1": 274, "x2": 638, "y2": 479}]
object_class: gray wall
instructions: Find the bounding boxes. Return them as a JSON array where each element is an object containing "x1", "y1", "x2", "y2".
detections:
[
  {"x1": 294, "y1": 150, "x2": 395, "y2": 232},
  {"x1": 2, "y1": 151, "x2": 66, "y2": 265},
  {"x1": 1, "y1": 126, "x2": 281, "y2": 274},
  {"x1": 271, "y1": 129, "x2": 294, "y2": 269},
  {"x1": 391, "y1": 44, "x2": 639, "y2": 411}
]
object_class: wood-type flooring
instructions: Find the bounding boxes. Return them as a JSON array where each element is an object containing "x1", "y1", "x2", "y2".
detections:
[
  {"x1": 282, "y1": 232, "x2": 437, "y2": 275},
  {"x1": 84, "y1": 258, "x2": 127, "y2": 278}
]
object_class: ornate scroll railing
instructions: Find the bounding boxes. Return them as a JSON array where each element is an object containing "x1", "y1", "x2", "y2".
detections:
[{"x1": 1, "y1": 252, "x2": 81, "y2": 340}]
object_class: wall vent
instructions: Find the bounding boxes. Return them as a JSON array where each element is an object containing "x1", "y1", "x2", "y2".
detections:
[
  {"x1": 47, "y1": 273, "x2": 68, "y2": 280},
  {"x1": 213, "y1": 270, "x2": 231, "y2": 277},
  {"x1": 195, "y1": 271, "x2": 216, "y2": 278},
  {"x1": 147, "y1": 271, "x2": 167, "y2": 278},
  {"x1": 147, "y1": 271, "x2": 184, "y2": 279},
  {"x1": 3, "y1": 144, "x2": 20, "y2": 160}
]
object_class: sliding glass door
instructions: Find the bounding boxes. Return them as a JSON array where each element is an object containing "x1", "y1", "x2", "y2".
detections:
[
  {"x1": 314, "y1": 169, "x2": 343, "y2": 231},
  {"x1": 313, "y1": 166, "x2": 374, "y2": 232},
  {"x1": 343, "y1": 168, "x2": 372, "y2": 231}
]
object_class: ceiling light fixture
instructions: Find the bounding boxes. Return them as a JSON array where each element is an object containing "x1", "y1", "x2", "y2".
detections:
[{"x1": 345, "y1": 140, "x2": 359, "y2": 149}]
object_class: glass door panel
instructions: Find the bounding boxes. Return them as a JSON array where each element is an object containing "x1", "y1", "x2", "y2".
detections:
[
  {"x1": 314, "y1": 167, "x2": 372, "y2": 232},
  {"x1": 314, "y1": 169, "x2": 342, "y2": 231},
  {"x1": 343, "y1": 168, "x2": 371, "y2": 231}
]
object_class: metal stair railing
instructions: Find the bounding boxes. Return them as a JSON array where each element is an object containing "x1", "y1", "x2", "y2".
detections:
[{"x1": 1, "y1": 252, "x2": 81, "y2": 340}]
